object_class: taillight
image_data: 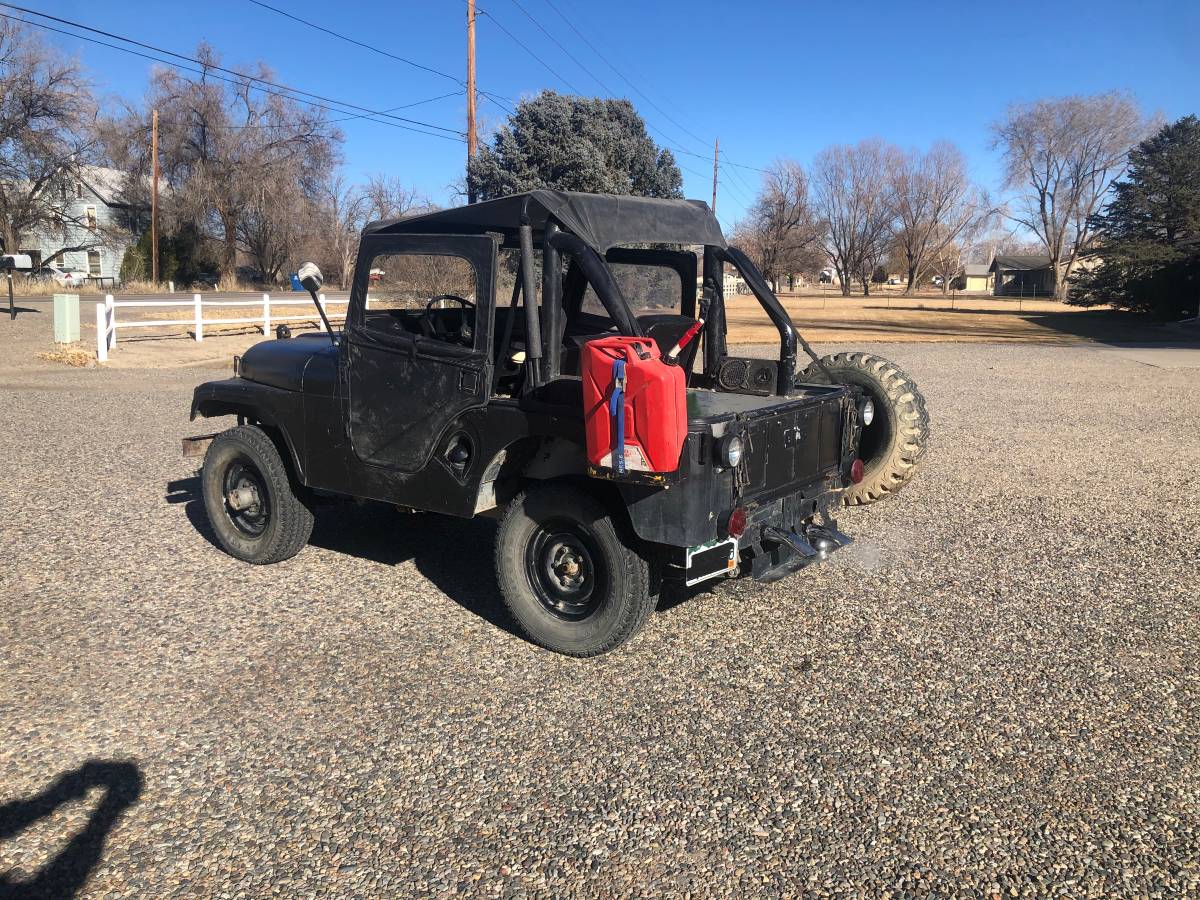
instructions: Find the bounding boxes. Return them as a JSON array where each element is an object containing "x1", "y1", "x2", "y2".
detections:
[
  {"x1": 726, "y1": 507, "x2": 747, "y2": 538},
  {"x1": 849, "y1": 459, "x2": 865, "y2": 484}
]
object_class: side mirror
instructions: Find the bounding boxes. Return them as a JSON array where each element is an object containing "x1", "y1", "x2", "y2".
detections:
[{"x1": 297, "y1": 262, "x2": 323, "y2": 292}]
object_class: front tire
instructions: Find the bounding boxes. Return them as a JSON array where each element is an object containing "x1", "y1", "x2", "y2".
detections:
[
  {"x1": 495, "y1": 484, "x2": 656, "y2": 656},
  {"x1": 201, "y1": 425, "x2": 314, "y2": 564}
]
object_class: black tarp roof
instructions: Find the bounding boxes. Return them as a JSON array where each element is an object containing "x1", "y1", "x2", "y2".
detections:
[{"x1": 363, "y1": 190, "x2": 727, "y2": 252}]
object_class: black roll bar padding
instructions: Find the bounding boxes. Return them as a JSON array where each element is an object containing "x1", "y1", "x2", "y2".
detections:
[
  {"x1": 518, "y1": 220, "x2": 542, "y2": 387},
  {"x1": 494, "y1": 258, "x2": 522, "y2": 392},
  {"x1": 547, "y1": 231, "x2": 644, "y2": 338},
  {"x1": 702, "y1": 247, "x2": 726, "y2": 378},
  {"x1": 541, "y1": 221, "x2": 563, "y2": 379}
]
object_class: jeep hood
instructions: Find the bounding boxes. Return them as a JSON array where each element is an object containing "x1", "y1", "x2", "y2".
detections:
[{"x1": 239, "y1": 334, "x2": 334, "y2": 393}]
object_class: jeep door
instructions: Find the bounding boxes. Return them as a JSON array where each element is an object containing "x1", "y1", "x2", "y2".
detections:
[{"x1": 345, "y1": 233, "x2": 495, "y2": 473}]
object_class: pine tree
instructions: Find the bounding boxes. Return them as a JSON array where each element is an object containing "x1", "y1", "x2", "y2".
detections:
[
  {"x1": 1070, "y1": 115, "x2": 1200, "y2": 318},
  {"x1": 466, "y1": 91, "x2": 683, "y2": 201}
]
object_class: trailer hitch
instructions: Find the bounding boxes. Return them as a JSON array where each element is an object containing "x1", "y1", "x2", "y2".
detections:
[{"x1": 761, "y1": 522, "x2": 852, "y2": 563}]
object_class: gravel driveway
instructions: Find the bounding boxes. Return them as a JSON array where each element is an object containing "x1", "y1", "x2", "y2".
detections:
[{"x1": 2, "y1": 332, "x2": 1198, "y2": 897}]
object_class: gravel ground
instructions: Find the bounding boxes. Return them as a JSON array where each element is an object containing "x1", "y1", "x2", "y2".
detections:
[{"x1": 2, "y1": 318, "x2": 1199, "y2": 896}]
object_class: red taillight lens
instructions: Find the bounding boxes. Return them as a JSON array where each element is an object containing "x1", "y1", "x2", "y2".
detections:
[
  {"x1": 849, "y1": 459, "x2": 865, "y2": 484},
  {"x1": 726, "y1": 507, "x2": 747, "y2": 538}
]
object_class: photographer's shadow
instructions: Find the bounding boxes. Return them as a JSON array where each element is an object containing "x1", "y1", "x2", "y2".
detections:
[{"x1": 0, "y1": 760, "x2": 143, "y2": 899}]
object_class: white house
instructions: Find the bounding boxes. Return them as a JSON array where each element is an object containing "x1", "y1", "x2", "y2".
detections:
[{"x1": 19, "y1": 166, "x2": 141, "y2": 282}]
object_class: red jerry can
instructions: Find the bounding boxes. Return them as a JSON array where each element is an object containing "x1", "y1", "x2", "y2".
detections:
[{"x1": 581, "y1": 336, "x2": 687, "y2": 477}]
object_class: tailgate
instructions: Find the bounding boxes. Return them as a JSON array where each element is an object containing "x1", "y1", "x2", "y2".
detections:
[{"x1": 740, "y1": 388, "x2": 848, "y2": 501}]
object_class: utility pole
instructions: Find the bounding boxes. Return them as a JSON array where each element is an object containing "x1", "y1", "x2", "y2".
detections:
[
  {"x1": 151, "y1": 108, "x2": 159, "y2": 285},
  {"x1": 711, "y1": 137, "x2": 719, "y2": 216},
  {"x1": 466, "y1": 0, "x2": 477, "y2": 203}
]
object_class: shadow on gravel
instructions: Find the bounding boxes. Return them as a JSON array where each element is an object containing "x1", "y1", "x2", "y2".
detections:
[
  {"x1": 168, "y1": 476, "x2": 526, "y2": 640},
  {"x1": 0, "y1": 760, "x2": 143, "y2": 900},
  {"x1": 307, "y1": 503, "x2": 524, "y2": 640}
]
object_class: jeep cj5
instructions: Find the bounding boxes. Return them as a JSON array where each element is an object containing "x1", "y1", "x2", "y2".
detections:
[{"x1": 186, "y1": 191, "x2": 929, "y2": 656}]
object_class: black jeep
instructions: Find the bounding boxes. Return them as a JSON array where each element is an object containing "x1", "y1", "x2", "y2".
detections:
[{"x1": 187, "y1": 190, "x2": 929, "y2": 656}]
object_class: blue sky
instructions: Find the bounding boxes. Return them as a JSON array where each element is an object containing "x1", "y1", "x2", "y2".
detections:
[{"x1": 17, "y1": 0, "x2": 1200, "y2": 229}]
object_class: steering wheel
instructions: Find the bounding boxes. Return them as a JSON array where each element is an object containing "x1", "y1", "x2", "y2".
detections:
[{"x1": 422, "y1": 294, "x2": 475, "y2": 344}]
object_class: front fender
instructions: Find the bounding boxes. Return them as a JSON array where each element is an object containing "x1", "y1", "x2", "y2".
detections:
[{"x1": 190, "y1": 378, "x2": 308, "y2": 483}]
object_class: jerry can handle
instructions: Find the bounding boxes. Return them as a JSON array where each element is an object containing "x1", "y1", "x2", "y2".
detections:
[{"x1": 608, "y1": 357, "x2": 627, "y2": 474}]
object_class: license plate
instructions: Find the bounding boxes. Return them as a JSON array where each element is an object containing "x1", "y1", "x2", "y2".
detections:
[{"x1": 685, "y1": 537, "x2": 739, "y2": 587}]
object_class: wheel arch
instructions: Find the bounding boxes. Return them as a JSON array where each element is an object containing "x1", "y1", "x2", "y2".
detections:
[{"x1": 192, "y1": 394, "x2": 307, "y2": 485}]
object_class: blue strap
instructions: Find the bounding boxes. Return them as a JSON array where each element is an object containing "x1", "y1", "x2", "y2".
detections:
[{"x1": 609, "y1": 358, "x2": 626, "y2": 474}]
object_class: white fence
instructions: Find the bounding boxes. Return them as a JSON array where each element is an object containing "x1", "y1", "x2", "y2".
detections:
[{"x1": 94, "y1": 293, "x2": 347, "y2": 361}]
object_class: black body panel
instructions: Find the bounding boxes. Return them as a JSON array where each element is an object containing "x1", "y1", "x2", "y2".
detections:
[{"x1": 238, "y1": 334, "x2": 333, "y2": 394}]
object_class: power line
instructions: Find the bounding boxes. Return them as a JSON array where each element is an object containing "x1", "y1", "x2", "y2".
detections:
[
  {"x1": 246, "y1": 0, "x2": 520, "y2": 131},
  {"x1": 247, "y1": 0, "x2": 464, "y2": 87},
  {"x1": 477, "y1": 8, "x2": 582, "y2": 94},
  {"x1": 1, "y1": 12, "x2": 463, "y2": 142},
  {"x1": 478, "y1": 4, "x2": 734, "y2": 177},
  {"x1": 539, "y1": 0, "x2": 708, "y2": 150},
  {"x1": 0, "y1": 3, "x2": 464, "y2": 137},
  {"x1": 158, "y1": 90, "x2": 467, "y2": 132},
  {"x1": 719, "y1": 178, "x2": 753, "y2": 208},
  {"x1": 504, "y1": 0, "x2": 616, "y2": 97},
  {"x1": 537, "y1": 0, "x2": 769, "y2": 176}
]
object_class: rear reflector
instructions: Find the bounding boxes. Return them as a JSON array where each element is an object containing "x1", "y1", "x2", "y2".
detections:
[
  {"x1": 726, "y1": 507, "x2": 747, "y2": 538},
  {"x1": 850, "y1": 459, "x2": 865, "y2": 484}
]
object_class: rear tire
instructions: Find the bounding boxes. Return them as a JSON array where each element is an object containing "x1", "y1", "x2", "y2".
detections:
[
  {"x1": 201, "y1": 425, "x2": 314, "y2": 564},
  {"x1": 800, "y1": 352, "x2": 930, "y2": 506},
  {"x1": 495, "y1": 484, "x2": 656, "y2": 656}
]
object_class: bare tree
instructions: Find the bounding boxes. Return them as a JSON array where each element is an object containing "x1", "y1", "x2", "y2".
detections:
[
  {"x1": 811, "y1": 139, "x2": 899, "y2": 296},
  {"x1": 0, "y1": 19, "x2": 103, "y2": 261},
  {"x1": 927, "y1": 209, "x2": 997, "y2": 294},
  {"x1": 361, "y1": 174, "x2": 427, "y2": 221},
  {"x1": 111, "y1": 45, "x2": 341, "y2": 281},
  {"x1": 733, "y1": 159, "x2": 822, "y2": 292},
  {"x1": 992, "y1": 92, "x2": 1145, "y2": 299},
  {"x1": 319, "y1": 175, "x2": 368, "y2": 288},
  {"x1": 891, "y1": 141, "x2": 995, "y2": 294},
  {"x1": 310, "y1": 173, "x2": 430, "y2": 289}
]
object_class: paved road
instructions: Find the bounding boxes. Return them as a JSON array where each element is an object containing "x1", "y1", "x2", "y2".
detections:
[{"x1": 2, "y1": 335, "x2": 1199, "y2": 896}]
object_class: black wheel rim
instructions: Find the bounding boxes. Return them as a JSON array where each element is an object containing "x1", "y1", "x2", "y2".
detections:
[
  {"x1": 221, "y1": 455, "x2": 271, "y2": 537},
  {"x1": 525, "y1": 519, "x2": 606, "y2": 621}
]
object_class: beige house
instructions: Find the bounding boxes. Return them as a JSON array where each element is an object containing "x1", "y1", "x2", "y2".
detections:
[{"x1": 959, "y1": 263, "x2": 993, "y2": 293}]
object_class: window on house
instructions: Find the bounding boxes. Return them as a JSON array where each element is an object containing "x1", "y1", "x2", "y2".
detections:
[
  {"x1": 87, "y1": 251, "x2": 101, "y2": 277},
  {"x1": 85, "y1": 206, "x2": 97, "y2": 229},
  {"x1": 75, "y1": 182, "x2": 83, "y2": 199}
]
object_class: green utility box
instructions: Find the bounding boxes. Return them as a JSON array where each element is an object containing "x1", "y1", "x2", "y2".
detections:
[{"x1": 53, "y1": 293, "x2": 80, "y2": 343}]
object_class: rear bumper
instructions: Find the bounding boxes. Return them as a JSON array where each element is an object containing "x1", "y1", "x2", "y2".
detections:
[{"x1": 736, "y1": 488, "x2": 851, "y2": 583}]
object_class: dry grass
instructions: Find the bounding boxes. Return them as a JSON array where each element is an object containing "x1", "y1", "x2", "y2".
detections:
[
  {"x1": 720, "y1": 293, "x2": 1168, "y2": 344},
  {"x1": 37, "y1": 343, "x2": 95, "y2": 367}
]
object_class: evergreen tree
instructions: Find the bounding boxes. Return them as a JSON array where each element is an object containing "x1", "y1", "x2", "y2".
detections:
[
  {"x1": 467, "y1": 91, "x2": 683, "y2": 201},
  {"x1": 1070, "y1": 115, "x2": 1200, "y2": 317}
]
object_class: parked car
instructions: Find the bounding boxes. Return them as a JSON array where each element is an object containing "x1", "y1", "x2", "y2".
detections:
[{"x1": 29, "y1": 265, "x2": 83, "y2": 286}]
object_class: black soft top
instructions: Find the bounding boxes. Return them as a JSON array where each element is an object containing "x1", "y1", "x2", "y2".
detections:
[{"x1": 363, "y1": 189, "x2": 727, "y2": 253}]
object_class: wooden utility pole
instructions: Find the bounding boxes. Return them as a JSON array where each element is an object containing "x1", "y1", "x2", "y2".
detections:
[
  {"x1": 466, "y1": 0, "x2": 477, "y2": 203},
  {"x1": 151, "y1": 108, "x2": 159, "y2": 285},
  {"x1": 711, "y1": 138, "x2": 719, "y2": 215}
]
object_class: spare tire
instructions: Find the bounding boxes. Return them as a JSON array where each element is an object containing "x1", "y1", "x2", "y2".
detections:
[{"x1": 799, "y1": 352, "x2": 930, "y2": 506}]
